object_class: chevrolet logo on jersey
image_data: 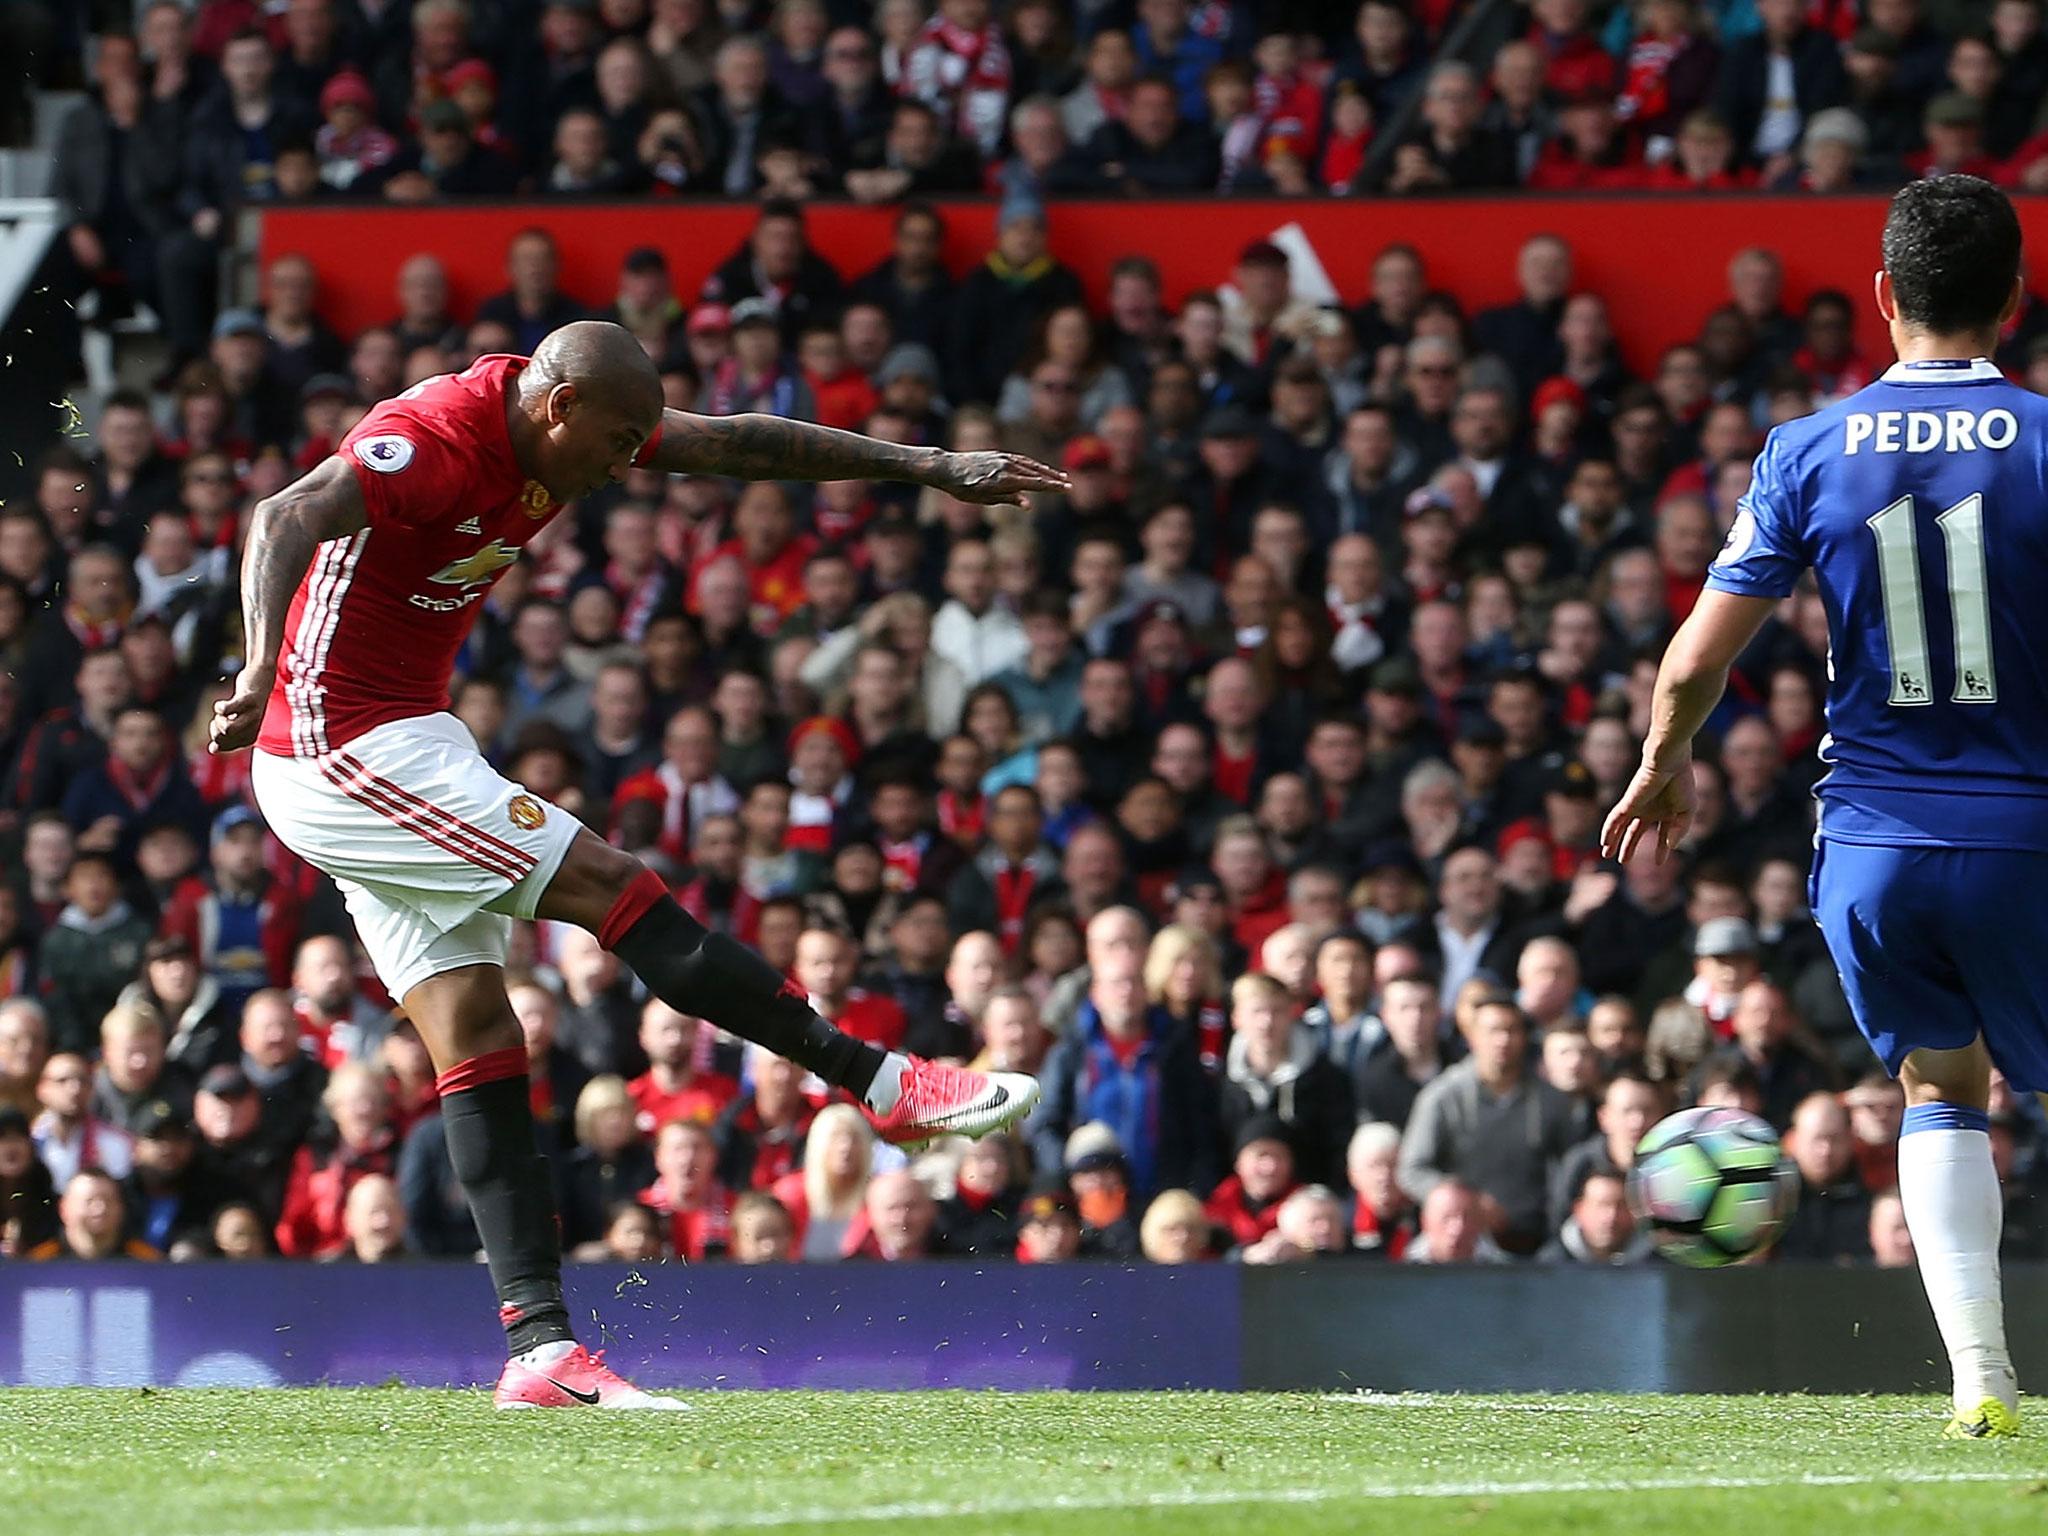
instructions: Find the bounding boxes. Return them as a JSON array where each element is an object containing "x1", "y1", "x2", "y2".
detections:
[{"x1": 428, "y1": 540, "x2": 520, "y2": 587}]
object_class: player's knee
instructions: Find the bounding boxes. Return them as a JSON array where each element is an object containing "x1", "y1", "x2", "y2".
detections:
[
  {"x1": 1899, "y1": 1041, "x2": 1992, "y2": 1108},
  {"x1": 543, "y1": 831, "x2": 655, "y2": 927}
]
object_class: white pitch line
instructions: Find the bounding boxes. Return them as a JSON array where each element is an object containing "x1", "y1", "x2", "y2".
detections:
[{"x1": 220, "y1": 1468, "x2": 2048, "y2": 1536}]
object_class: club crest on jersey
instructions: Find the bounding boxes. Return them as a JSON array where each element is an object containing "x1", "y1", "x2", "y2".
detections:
[
  {"x1": 520, "y1": 480, "x2": 552, "y2": 517},
  {"x1": 506, "y1": 795, "x2": 546, "y2": 830},
  {"x1": 428, "y1": 539, "x2": 519, "y2": 587},
  {"x1": 354, "y1": 435, "x2": 415, "y2": 473}
]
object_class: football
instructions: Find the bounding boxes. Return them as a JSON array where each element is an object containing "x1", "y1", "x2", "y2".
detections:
[{"x1": 1627, "y1": 1107, "x2": 1800, "y2": 1268}]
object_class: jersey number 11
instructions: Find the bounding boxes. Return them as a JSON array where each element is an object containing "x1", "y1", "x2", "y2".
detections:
[{"x1": 1867, "y1": 493, "x2": 1996, "y2": 707}]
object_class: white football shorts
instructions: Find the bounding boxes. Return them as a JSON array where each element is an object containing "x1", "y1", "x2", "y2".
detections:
[{"x1": 251, "y1": 711, "x2": 580, "y2": 999}]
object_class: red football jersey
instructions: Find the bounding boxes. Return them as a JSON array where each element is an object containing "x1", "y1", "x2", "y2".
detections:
[{"x1": 259, "y1": 356, "x2": 562, "y2": 757}]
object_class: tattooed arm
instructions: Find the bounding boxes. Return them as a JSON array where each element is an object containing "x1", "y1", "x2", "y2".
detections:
[
  {"x1": 646, "y1": 410, "x2": 1069, "y2": 505},
  {"x1": 210, "y1": 456, "x2": 369, "y2": 754}
]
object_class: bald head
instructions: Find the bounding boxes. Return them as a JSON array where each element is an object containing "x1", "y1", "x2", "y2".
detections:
[
  {"x1": 528, "y1": 320, "x2": 664, "y2": 415},
  {"x1": 516, "y1": 321, "x2": 665, "y2": 500}
]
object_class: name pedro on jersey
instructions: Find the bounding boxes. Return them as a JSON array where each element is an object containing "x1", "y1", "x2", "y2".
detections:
[{"x1": 1844, "y1": 407, "x2": 2020, "y2": 455}]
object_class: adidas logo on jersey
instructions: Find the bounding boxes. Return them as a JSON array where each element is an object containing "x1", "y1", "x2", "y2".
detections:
[{"x1": 455, "y1": 516, "x2": 482, "y2": 535}]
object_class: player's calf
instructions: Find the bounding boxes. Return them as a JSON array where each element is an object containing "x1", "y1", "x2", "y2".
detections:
[{"x1": 1897, "y1": 1044, "x2": 2018, "y2": 1427}]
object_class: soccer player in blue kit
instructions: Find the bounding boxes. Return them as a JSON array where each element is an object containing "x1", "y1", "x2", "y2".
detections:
[{"x1": 1605, "y1": 176, "x2": 2038, "y2": 1439}]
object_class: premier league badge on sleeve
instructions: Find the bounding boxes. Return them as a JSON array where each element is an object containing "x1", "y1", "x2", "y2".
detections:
[{"x1": 354, "y1": 435, "x2": 416, "y2": 473}]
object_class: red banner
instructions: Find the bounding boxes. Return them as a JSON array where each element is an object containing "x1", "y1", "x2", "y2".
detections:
[{"x1": 260, "y1": 195, "x2": 2048, "y2": 378}]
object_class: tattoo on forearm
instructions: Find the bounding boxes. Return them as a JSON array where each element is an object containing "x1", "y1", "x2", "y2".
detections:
[{"x1": 655, "y1": 412, "x2": 939, "y2": 485}]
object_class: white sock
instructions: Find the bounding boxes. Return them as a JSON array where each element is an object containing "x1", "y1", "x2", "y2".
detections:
[
  {"x1": 1896, "y1": 1111, "x2": 2017, "y2": 1417},
  {"x1": 513, "y1": 1340, "x2": 578, "y2": 1368},
  {"x1": 864, "y1": 1052, "x2": 910, "y2": 1114}
]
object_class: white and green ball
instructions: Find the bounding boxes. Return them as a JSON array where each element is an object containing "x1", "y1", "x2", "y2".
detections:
[{"x1": 1626, "y1": 1106, "x2": 1799, "y2": 1268}]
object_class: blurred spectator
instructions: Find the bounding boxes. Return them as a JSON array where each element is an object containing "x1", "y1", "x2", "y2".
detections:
[
  {"x1": 124, "y1": 1098, "x2": 240, "y2": 1257},
  {"x1": 772, "y1": 1102, "x2": 874, "y2": 1259},
  {"x1": 558, "y1": 1075, "x2": 657, "y2": 1253},
  {"x1": 38, "y1": 854, "x2": 153, "y2": 1054},
  {"x1": 1398, "y1": 992, "x2": 1582, "y2": 1252},
  {"x1": 1715, "y1": 0, "x2": 1847, "y2": 178},
  {"x1": 1033, "y1": 956, "x2": 1218, "y2": 1195},
  {"x1": 1220, "y1": 972, "x2": 1354, "y2": 1184},
  {"x1": 91, "y1": 999, "x2": 192, "y2": 1134},
  {"x1": 1540, "y1": 1168, "x2": 1651, "y2": 1263},
  {"x1": 0, "y1": 1000, "x2": 51, "y2": 1118},
  {"x1": 847, "y1": 1166, "x2": 938, "y2": 1259},
  {"x1": 730, "y1": 1188, "x2": 798, "y2": 1262},
  {"x1": 1404, "y1": 1178, "x2": 1509, "y2": 1264},
  {"x1": 1203, "y1": 1115, "x2": 1300, "y2": 1252},
  {"x1": 238, "y1": 989, "x2": 328, "y2": 1161},
  {"x1": 478, "y1": 231, "x2": 588, "y2": 355},
  {"x1": 336, "y1": 1172, "x2": 409, "y2": 1263},
  {"x1": 713, "y1": 1044, "x2": 819, "y2": 1190},
  {"x1": 28, "y1": 1166, "x2": 161, "y2": 1260},
  {"x1": 643, "y1": 1116, "x2": 733, "y2": 1260},
  {"x1": 274, "y1": 1061, "x2": 398, "y2": 1258},
  {"x1": 1777, "y1": 1090, "x2": 1873, "y2": 1262},
  {"x1": 999, "y1": 1172, "x2": 1075, "y2": 1262},
  {"x1": 1868, "y1": 1189, "x2": 1915, "y2": 1268},
  {"x1": 1345, "y1": 1120, "x2": 1417, "y2": 1256},
  {"x1": 33, "y1": 1051, "x2": 135, "y2": 1187}
]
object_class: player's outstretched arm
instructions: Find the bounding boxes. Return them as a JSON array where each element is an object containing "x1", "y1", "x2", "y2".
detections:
[
  {"x1": 645, "y1": 410, "x2": 1070, "y2": 506},
  {"x1": 1600, "y1": 589, "x2": 1777, "y2": 864},
  {"x1": 210, "y1": 456, "x2": 369, "y2": 755}
]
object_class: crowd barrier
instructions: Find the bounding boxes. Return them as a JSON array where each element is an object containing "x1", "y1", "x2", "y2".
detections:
[
  {"x1": 10, "y1": 1261, "x2": 2045, "y2": 1393},
  {"x1": 259, "y1": 196, "x2": 2048, "y2": 381}
]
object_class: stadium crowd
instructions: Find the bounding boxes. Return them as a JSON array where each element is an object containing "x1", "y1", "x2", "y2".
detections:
[
  {"x1": 31, "y1": 0, "x2": 2048, "y2": 362},
  {"x1": 5, "y1": 0, "x2": 2048, "y2": 1272}
]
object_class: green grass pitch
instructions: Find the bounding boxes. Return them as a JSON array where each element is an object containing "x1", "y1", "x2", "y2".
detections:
[{"x1": 4, "y1": 1389, "x2": 2047, "y2": 1535}]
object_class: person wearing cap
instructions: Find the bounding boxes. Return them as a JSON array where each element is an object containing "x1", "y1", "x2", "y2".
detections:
[
  {"x1": 948, "y1": 196, "x2": 1084, "y2": 406},
  {"x1": 1644, "y1": 915, "x2": 1765, "y2": 1082},
  {"x1": 124, "y1": 1095, "x2": 244, "y2": 1256},
  {"x1": 699, "y1": 297, "x2": 818, "y2": 420},
  {"x1": 1009, "y1": 1173, "x2": 1084, "y2": 1264},
  {"x1": 1713, "y1": 0, "x2": 1846, "y2": 174},
  {"x1": 1398, "y1": 990, "x2": 1582, "y2": 1253},
  {"x1": 607, "y1": 247, "x2": 686, "y2": 370},
  {"x1": 313, "y1": 70, "x2": 397, "y2": 190},
  {"x1": 1908, "y1": 89, "x2": 2001, "y2": 177},
  {"x1": 192, "y1": 1057, "x2": 292, "y2": 1222},
  {"x1": 163, "y1": 803, "x2": 297, "y2": 1013},
  {"x1": 1203, "y1": 1114, "x2": 1303, "y2": 1252},
  {"x1": 1787, "y1": 105, "x2": 1869, "y2": 191}
]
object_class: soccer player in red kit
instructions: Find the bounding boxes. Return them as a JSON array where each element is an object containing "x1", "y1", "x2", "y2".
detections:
[{"x1": 210, "y1": 322, "x2": 1062, "y2": 1409}]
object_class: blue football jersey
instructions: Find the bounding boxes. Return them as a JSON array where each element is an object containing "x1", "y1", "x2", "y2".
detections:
[{"x1": 1706, "y1": 358, "x2": 2048, "y2": 850}]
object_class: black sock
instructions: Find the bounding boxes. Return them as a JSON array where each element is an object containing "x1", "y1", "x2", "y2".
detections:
[
  {"x1": 439, "y1": 1059, "x2": 573, "y2": 1357},
  {"x1": 611, "y1": 897, "x2": 886, "y2": 1097}
]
